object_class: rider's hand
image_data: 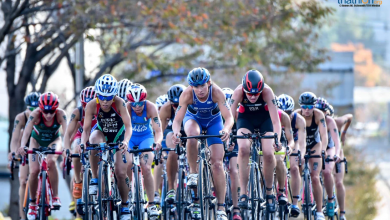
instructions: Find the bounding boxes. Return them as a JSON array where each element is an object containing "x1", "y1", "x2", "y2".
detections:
[
  {"x1": 17, "y1": 147, "x2": 26, "y2": 157},
  {"x1": 172, "y1": 132, "x2": 182, "y2": 145},
  {"x1": 119, "y1": 141, "x2": 128, "y2": 154},
  {"x1": 228, "y1": 142, "x2": 235, "y2": 152},
  {"x1": 154, "y1": 142, "x2": 162, "y2": 152},
  {"x1": 334, "y1": 153, "x2": 341, "y2": 163},
  {"x1": 273, "y1": 141, "x2": 282, "y2": 152},
  {"x1": 340, "y1": 134, "x2": 346, "y2": 146},
  {"x1": 220, "y1": 129, "x2": 230, "y2": 142},
  {"x1": 8, "y1": 152, "x2": 14, "y2": 161}
]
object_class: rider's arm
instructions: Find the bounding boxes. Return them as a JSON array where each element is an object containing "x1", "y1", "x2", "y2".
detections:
[
  {"x1": 118, "y1": 98, "x2": 132, "y2": 144},
  {"x1": 336, "y1": 114, "x2": 353, "y2": 145},
  {"x1": 9, "y1": 113, "x2": 24, "y2": 157},
  {"x1": 316, "y1": 110, "x2": 328, "y2": 152},
  {"x1": 327, "y1": 117, "x2": 341, "y2": 158},
  {"x1": 230, "y1": 85, "x2": 242, "y2": 122},
  {"x1": 57, "y1": 110, "x2": 68, "y2": 141},
  {"x1": 159, "y1": 102, "x2": 171, "y2": 131},
  {"x1": 281, "y1": 111, "x2": 294, "y2": 149},
  {"x1": 263, "y1": 87, "x2": 281, "y2": 142},
  {"x1": 63, "y1": 108, "x2": 80, "y2": 150},
  {"x1": 214, "y1": 86, "x2": 234, "y2": 132},
  {"x1": 149, "y1": 101, "x2": 163, "y2": 144},
  {"x1": 172, "y1": 89, "x2": 190, "y2": 135},
  {"x1": 80, "y1": 101, "x2": 94, "y2": 146},
  {"x1": 295, "y1": 114, "x2": 307, "y2": 157},
  {"x1": 20, "y1": 110, "x2": 39, "y2": 150}
]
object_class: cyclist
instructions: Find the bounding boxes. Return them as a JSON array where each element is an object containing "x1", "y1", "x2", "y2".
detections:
[
  {"x1": 328, "y1": 104, "x2": 352, "y2": 220},
  {"x1": 157, "y1": 85, "x2": 186, "y2": 205},
  {"x1": 78, "y1": 74, "x2": 132, "y2": 220},
  {"x1": 17, "y1": 92, "x2": 68, "y2": 220},
  {"x1": 315, "y1": 98, "x2": 341, "y2": 217},
  {"x1": 8, "y1": 92, "x2": 40, "y2": 220},
  {"x1": 63, "y1": 86, "x2": 96, "y2": 219},
  {"x1": 229, "y1": 70, "x2": 281, "y2": 213},
  {"x1": 117, "y1": 79, "x2": 133, "y2": 102},
  {"x1": 172, "y1": 67, "x2": 234, "y2": 220},
  {"x1": 274, "y1": 108, "x2": 295, "y2": 206},
  {"x1": 277, "y1": 94, "x2": 306, "y2": 217},
  {"x1": 153, "y1": 94, "x2": 169, "y2": 203},
  {"x1": 125, "y1": 83, "x2": 163, "y2": 218},
  {"x1": 294, "y1": 92, "x2": 328, "y2": 220},
  {"x1": 222, "y1": 87, "x2": 241, "y2": 220}
]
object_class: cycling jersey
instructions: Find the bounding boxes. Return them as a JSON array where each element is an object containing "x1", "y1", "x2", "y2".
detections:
[
  {"x1": 73, "y1": 106, "x2": 98, "y2": 141},
  {"x1": 303, "y1": 110, "x2": 320, "y2": 149},
  {"x1": 128, "y1": 103, "x2": 154, "y2": 150},
  {"x1": 183, "y1": 85, "x2": 223, "y2": 146},
  {"x1": 95, "y1": 100, "x2": 125, "y2": 143},
  {"x1": 162, "y1": 105, "x2": 186, "y2": 149},
  {"x1": 237, "y1": 90, "x2": 273, "y2": 133},
  {"x1": 278, "y1": 109, "x2": 288, "y2": 147},
  {"x1": 291, "y1": 112, "x2": 298, "y2": 141},
  {"x1": 31, "y1": 112, "x2": 61, "y2": 147},
  {"x1": 23, "y1": 112, "x2": 31, "y2": 147}
]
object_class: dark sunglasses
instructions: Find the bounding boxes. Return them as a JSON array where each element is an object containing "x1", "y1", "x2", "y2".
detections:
[
  {"x1": 42, "y1": 109, "x2": 56, "y2": 114},
  {"x1": 245, "y1": 92, "x2": 260, "y2": 97},
  {"x1": 301, "y1": 105, "x2": 314, "y2": 110},
  {"x1": 131, "y1": 101, "x2": 145, "y2": 107},
  {"x1": 97, "y1": 94, "x2": 115, "y2": 101}
]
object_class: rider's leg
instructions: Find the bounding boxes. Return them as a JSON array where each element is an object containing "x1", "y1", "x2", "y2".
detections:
[
  {"x1": 228, "y1": 156, "x2": 239, "y2": 209},
  {"x1": 183, "y1": 119, "x2": 201, "y2": 174},
  {"x1": 72, "y1": 138, "x2": 82, "y2": 184},
  {"x1": 166, "y1": 132, "x2": 178, "y2": 190},
  {"x1": 290, "y1": 148, "x2": 301, "y2": 206},
  {"x1": 261, "y1": 131, "x2": 276, "y2": 201},
  {"x1": 139, "y1": 151, "x2": 156, "y2": 203},
  {"x1": 335, "y1": 149, "x2": 346, "y2": 217},
  {"x1": 114, "y1": 151, "x2": 131, "y2": 203},
  {"x1": 309, "y1": 144, "x2": 323, "y2": 212},
  {"x1": 324, "y1": 147, "x2": 336, "y2": 203},
  {"x1": 153, "y1": 155, "x2": 164, "y2": 194},
  {"x1": 46, "y1": 138, "x2": 62, "y2": 197},
  {"x1": 210, "y1": 143, "x2": 226, "y2": 211},
  {"x1": 28, "y1": 138, "x2": 41, "y2": 205},
  {"x1": 237, "y1": 128, "x2": 252, "y2": 197},
  {"x1": 89, "y1": 130, "x2": 105, "y2": 178},
  {"x1": 275, "y1": 152, "x2": 287, "y2": 203},
  {"x1": 19, "y1": 162, "x2": 29, "y2": 219}
]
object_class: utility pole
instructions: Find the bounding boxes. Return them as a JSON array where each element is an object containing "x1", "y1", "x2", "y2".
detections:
[{"x1": 75, "y1": 36, "x2": 85, "y2": 104}]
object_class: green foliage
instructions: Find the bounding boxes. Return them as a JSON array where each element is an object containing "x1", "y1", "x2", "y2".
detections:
[{"x1": 343, "y1": 144, "x2": 379, "y2": 220}]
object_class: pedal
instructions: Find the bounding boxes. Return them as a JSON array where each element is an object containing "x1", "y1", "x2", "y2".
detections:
[
  {"x1": 76, "y1": 199, "x2": 85, "y2": 215},
  {"x1": 52, "y1": 205, "x2": 61, "y2": 211}
]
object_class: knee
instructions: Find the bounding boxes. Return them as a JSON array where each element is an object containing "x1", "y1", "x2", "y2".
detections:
[
  {"x1": 19, "y1": 177, "x2": 28, "y2": 188},
  {"x1": 211, "y1": 159, "x2": 223, "y2": 171},
  {"x1": 335, "y1": 179, "x2": 344, "y2": 188},
  {"x1": 276, "y1": 157, "x2": 284, "y2": 166},
  {"x1": 47, "y1": 159, "x2": 57, "y2": 170},
  {"x1": 238, "y1": 145, "x2": 250, "y2": 157},
  {"x1": 229, "y1": 166, "x2": 238, "y2": 177},
  {"x1": 323, "y1": 168, "x2": 332, "y2": 178},
  {"x1": 290, "y1": 164, "x2": 299, "y2": 175},
  {"x1": 30, "y1": 166, "x2": 40, "y2": 177},
  {"x1": 141, "y1": 165, "x2": 152, "y2": 176},
  {"x1": 310, "y1": 173, "x2": 320, "y2": 185},
  {"x1": 115, "y1": 163, "x2": 128, "y2": 179}
]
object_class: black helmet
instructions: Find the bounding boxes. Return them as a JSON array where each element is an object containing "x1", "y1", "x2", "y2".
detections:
[
  {"x1": 242, "y1": 70, "x2": 264, "y2": 94},
  {"x1": 24, "y1": 92, "x2": 41, "y2": 107},
  {"x1": 299, "y1": 92, "x2": 317, "y2": 105},
  {"x1": 168, "y1": 84, "x2": 186, "y2": 104}
]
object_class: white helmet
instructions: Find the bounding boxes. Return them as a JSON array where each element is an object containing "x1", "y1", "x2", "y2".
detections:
[
  {"x1": 222, "y1": 88, "x2": 234, "y2": 105},
  {"x1": 95, "y1": 74, "x2": 118, "y2": 96},
  {"x1": 126, "y1": 83, "x2": 147, "y2": 102},
  {"x1": 277, "y1": 94, "x2": 295, "y2": 112},
  {"x1": 117, "y1": 79, "x2": 133, "y2": 100},
  {"x1": 156, "y1": 94, "x2": 168, "y2": 108}
]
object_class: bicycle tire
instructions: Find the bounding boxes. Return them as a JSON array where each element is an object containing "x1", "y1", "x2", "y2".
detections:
[
  {"x1": 133, "y1": 165, "x2": 144, "y2": 220},
  {"x1": 303, "y1": 171, "x2": 311, "y2": 220},
  {"x1": 82, "y1": 168, "x2": 91, "y2": 220},
  {"x1": 198, "y1": 161, "x2": 210, "y2": 220},
  {"x1": 39, "y1": 172, "x2": 47, "y2": 220},
  {"x1": 250, "y1": 164, "x2": 260, "y2": 220},
  {"x1": 162, "y1": 173, "x2": 168, "y2": 220},
  {"x1": 98, "y1": 162, "x2": 113, "y2": 220},
  {"x1": 225, "y1": 172, "x2": 233, "y2": 220},
  {"x1": 206, "y1": 166, "x2": 216, "y2": 220},
  {"x1": 177, "y1": 166, "x2": 185, "y2": 220}
]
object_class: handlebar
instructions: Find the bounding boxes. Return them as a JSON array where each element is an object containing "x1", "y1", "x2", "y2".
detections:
[
  {"x1": 82, "y1": 142, "x2": 127, "y2": 164},
  {"x1": 26, "y1": 148, "x2": 63, "y2": 155},
  {"x1": 229, "y1": 132, "x2": 279, "y2": 149},
  {"x1": 154, "y1": 148, "x2": 176, "y2": 165},
  {"x1": 180, "y1": 134, "x2": 223, "y2": 140}
]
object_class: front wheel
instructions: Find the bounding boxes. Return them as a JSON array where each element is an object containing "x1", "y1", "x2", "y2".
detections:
[
  {"x1": 39, "y1": 172, "x2": 48, "y2": 220},
  {"x1": 198, "y1": 161, "x2": 210, "y2": 220},
  {"x1": 303, "y1": 171, "x2": 312, "y2": 220},
  {"x1": 98, "y1": 162, "x2": 113, "y2": 220}
]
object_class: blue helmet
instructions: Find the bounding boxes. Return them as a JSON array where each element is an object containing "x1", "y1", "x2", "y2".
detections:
[
  {"x1": 277, "y1": 94, "x2": 295, "y2": 112},
  {"x1": 95, "y1": 74, "x2": 118, "y2": 96},
  {"x1": 187, "y1": 67, "x2": 210, "y2": 86},
  {"x1": 24, "y1": 92, "x2": 41, "y2": 107}
]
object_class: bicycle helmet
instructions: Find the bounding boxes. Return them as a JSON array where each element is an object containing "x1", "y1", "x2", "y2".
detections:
[
  {"x1": 327, "y1": 104, "x2": 334, "y2": 117},
  {"x1": 80, "y1": 86, "x2": 96, "y2": 106},
  {"x1": 277, "y1": 94, "x2": 295, "y2": 112},
  {"x1": 187, "y1": 67, "x2": 210, "y2": 86},
  {"x1": 315, "y1": 97, "x2": 328, "y2": 111},
  {"x1": 298, "y1": 92, "x2": 317, "y2": 105},
  {"x1": 94, "y1": 74, "x2": 118, "y2": 96},
  {"x1": 126, "y1": 83, "x2": 147, "y2": 102},
  {"x1": 167, "y1": 84, "x2": 186, "y2": 104},
  {"x1": 222, "y1": 88, "x2": 234, "y2": 105},
  {"x1": 156, "y1": 94, "x2": 168, "y2": 108},
  {"x1": 117, "y1": 79, "x2": 133, "y2": 100},
  {"x1": 24, "y1": 92, "x2": 41, "y2": 107},
  {"x1": 242, "y1": 70, "x2": 264, "y2": 94},
  {"x1": 39, "y1": 92, "x2": 59, "y2": 111}
]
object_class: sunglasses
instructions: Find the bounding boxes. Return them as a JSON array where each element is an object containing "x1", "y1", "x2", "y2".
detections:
[
  {"x1": 171, "y1": 103, "x2": 179, "y2": 108},
  {"x1": 301, "y1": 105, "x2": 314, "y2": 110},
  {"x1": 42, "y1": 109, "x2": 56, "y2": 114},
  {"x1": 245, "y1": 92, "x2": 260, "y2": 97},
  {"x1": 131, "y1": 101, "x2": 145, "y2": 107},
  {"x1": 97, "y1": 94, "x2": 115, "y2": 101}
]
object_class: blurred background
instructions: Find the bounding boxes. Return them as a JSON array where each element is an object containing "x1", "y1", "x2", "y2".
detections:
[{"x1": 0, "y1": 0, "x2": 389, "y2": 219}]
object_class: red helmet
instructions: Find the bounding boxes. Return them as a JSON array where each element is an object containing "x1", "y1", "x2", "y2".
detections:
[
  {"x1": 39, "y1": 92, "x2": 59, "y2": 111},
  {"x1": 242, "y1": 70, "x2": 264, "y2": 94},
  {"x1": 126, "y1": 84, "x2": 147, "y2": 102},
  {"x1": 80, "y1": 86, "x2": 96, "y2": 106}
]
